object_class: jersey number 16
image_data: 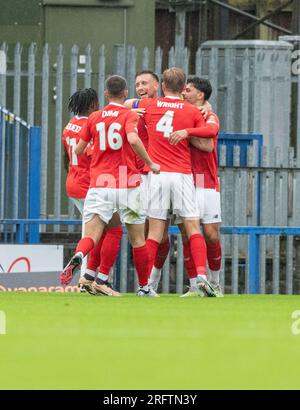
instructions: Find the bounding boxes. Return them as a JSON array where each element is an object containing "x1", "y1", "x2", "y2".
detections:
[{"x1": 96, "y1": 122, "x2": 123, "y2": 151}]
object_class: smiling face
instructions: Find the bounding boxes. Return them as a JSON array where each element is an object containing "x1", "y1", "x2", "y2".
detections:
[
  {"x1": 182, "y1": 82, "x2": 204, "y2": 106},
  {"x1": 135, "y1": 73, "x2": 159, "y2": 99}
]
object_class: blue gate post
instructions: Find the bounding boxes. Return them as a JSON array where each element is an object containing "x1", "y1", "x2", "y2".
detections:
[
  {"x1": 0, "y1": 110, "x2": 2, "y2": 217},
  {"x1": 29, "y1": 126, "x2": 41, "y2": 243},
  {"x1": 249, "y1": 231, "x2": 260, "y2": 294},
  {"x1": 217, "y1": 133, "x2": 263, "y2": 224}
]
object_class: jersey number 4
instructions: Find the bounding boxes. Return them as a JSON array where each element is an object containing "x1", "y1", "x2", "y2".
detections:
[
  {"x1": 156, "y1": 110, "x2": 175, "y2": 138},
  {"x1": 96, "y1": 122, "x2": 123, "y2": 151}
]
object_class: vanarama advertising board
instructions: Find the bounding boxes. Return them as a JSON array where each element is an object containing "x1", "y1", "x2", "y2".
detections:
[{"x1": 0, "y1": 245, "x2": 79, "y2": 292}]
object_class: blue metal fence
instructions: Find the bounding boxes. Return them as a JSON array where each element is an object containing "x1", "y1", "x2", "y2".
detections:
[
  {"x1": 1, "y1": 122, "x2": 299, "y2": 294},
  {"x1": 1, "y1": 219, "x2": 299, "y2": 295},
  {"x1": 218, "y1": 132, "x2": 263, "y2": 224},
  {"x1": 0, "y1": 107, "x2": 41, "y2": 243},
  {"x1": 218, "y1": 133, "x2": 263, "y2": 166}
]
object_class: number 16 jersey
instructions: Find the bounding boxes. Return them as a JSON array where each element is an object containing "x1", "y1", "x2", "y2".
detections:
[{"x1": 80, "y1": 103, "x2": 140, "y2": 189}]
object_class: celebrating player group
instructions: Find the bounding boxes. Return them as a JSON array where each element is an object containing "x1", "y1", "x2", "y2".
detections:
[{"x1": 60, "y1": 67, "x2": 223, "y2": 298}]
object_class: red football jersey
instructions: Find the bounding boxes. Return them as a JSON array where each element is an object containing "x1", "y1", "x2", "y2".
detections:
[
  {"x1": 62, "y1": 115, "x2": 91, "y2": 198},
  {"x1": 190, "y1": 112, "x2": 220, "y2": 190},
  {"x1": 135, "y1": 116, "x2": 149, "y2": 174},
  {"x1": 80, "y1": 103, "x2": 140, "y2": 189},
  {"x1": 138, "y1": 96, "x2": 205, "y2": 174},
  {"x1": 130, "y1": 99, "x2": 149, "y2": 174}
]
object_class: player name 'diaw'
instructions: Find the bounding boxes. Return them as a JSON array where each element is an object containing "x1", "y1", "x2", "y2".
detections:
[{"x1": 103, "y1": 394, "x2": 198, "y2": 407}]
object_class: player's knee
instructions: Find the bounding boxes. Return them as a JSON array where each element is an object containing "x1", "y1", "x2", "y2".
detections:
[
  {"x1": 204, "y1": 230, "x2": 220, "y2": 245},
  {"x1": 130, "y1": 237, "x2": 146, "y2": 248}
]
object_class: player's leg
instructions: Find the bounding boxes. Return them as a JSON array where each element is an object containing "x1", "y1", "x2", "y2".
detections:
[
  {"x1": 91, "y1": 210, "x2": 123, "y2": 297},
  {"x1": 120, "y1": 186, "x2": 159, "y2": 297},
  {"x1": 60, "y1": 214, "x2": 106, "y2": 286},
  {"x1": 146, "y1": 172, "x2": 171, "y2": 290},
  {"x1": 83, "y1": 211, "x2": 123, "y2": 283},
  {"x1": 201, "y1": 188, "x2": 223, "y2": 296},
  {"x1": 183, "y1": 217, "x2": 219, "y2": 297},
  {"x1": 182, "y1": 218, "x2": 207, "y2": 277},
  {"x1": 97, "y1": 224, "x2": 124, "y2": 283},
  {"x1": 140, "y1": 173, "x2": 149, "y2": 239},
  {"x1": 203, "y1": 223, "x2": 221, "y2": 274},
  {"x1": 202, "y1": 223, "x2": 222, "y2": 296},
  {"x1": 61, "y1": 188, "x2": 112, "y2": 287},
  {"x1": 149, "y1": 219, "x2": 170, "y2": 291},
  {"x1": 69, "y1": 197, "x2": 88, "y2": 278},
  {"x1": 177, "y1": 222, "x2": 204, "y2": 297},
  {"x1": 79, "y1": 233, "x2": 105, "y2": 285},
  {"x1": 176, "y1": 174, "x2": 218, "y2": 297},
  {"x1": 126, "y1": 222, "x2": 158, "y2": 297},
  {"x1": 146, "y1": 218, "x2": 166, "y2": 287}
]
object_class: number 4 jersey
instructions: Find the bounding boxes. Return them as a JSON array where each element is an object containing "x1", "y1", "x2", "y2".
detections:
[
  {"x1": 79, "y1": 103, "x2": 140, "y2": 189},
  {"x1": 137, "y1": 96, "x2": 206, "y2": 174},
  {"x1": 62, "y1": 115, "x2": 91, "y2": 198}
]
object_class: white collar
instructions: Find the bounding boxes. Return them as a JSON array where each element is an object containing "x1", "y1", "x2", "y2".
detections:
[
  {"x1": 164, "y1": 95, "x2": 182, "y2": 100},
  {"x1": 108, "y1": 102, "x2": 125, "y2": 108}
]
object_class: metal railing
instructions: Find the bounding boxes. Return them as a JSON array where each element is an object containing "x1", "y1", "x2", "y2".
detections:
[
  {"x1": 0, "y1": 41, "x2": 296, "y2": 229},
  {"x1": 0, "y1": 107, "x2": 41, "y2": 243},
  {"x1": 1, "y1": 219, "x2": 300, "y2": 295}
]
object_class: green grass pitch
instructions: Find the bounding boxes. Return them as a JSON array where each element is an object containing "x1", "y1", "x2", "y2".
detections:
[{"x1": 0, "y1": 293, "x2": 300, "y2": 390}]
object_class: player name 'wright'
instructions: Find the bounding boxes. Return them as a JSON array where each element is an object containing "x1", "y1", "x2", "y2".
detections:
[{"x1": 157, "y1": 100, "x2": 184, "y2": 109}]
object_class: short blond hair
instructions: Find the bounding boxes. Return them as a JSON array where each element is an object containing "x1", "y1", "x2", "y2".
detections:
[{"x1": 162, "y1": 67, "x2": 186, "y2": 93}]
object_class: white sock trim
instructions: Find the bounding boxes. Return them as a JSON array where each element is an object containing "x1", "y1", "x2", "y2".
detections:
[
  {"x1": 85, "y1": 269, "x2": 96, "y2": 278},
  {"x1": 97, "y1": 272, "x2": 109, "y2": 282}
]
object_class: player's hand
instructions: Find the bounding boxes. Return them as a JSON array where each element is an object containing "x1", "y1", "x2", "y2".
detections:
[
  {"x1": 199, "y1": 101, "x2": 212, "y2": 119},
  {"x1": 149, "y1": 162, "x2": 160, "y2": 174},
  {"x1": 169, "y1": 129, "x2": 188, "y2": 145},
  {"x1": 131, "y1": 108, "x2": 146, "y2": 117}
]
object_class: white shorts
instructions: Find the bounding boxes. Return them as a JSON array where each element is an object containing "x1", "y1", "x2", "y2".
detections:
[
  {"x1": 175, "y1": 187, "x2": 222, "y2": 225},
  {"x1": 70, "y1": 197, "x2": 85, "y2": 214},
  {"x1": 83, "y1": 187, "x2": 145, "y2": 225},
  {"x1": 147, "y1": 172, "x2": 199, "y2": 220},
  {"x1": 140, "y1": 173, "x2": 149, "y2": 216},
  {"x1": 199, "y1": 188, "x2": 222, "y2": 224}
]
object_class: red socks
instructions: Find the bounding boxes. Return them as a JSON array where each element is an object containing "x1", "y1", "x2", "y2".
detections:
[
  {"x1": 154, "y1": 236, "x2": 170, "y2": 269},
  {"x1": 146, "y1": 239, "x2": 160, "y2": 276},
  {"x1": 87, "y1": 234, "x2": 105, "y2": 272},
  {"x1": 189, "y1": 233, "x2": 207, "y2": 276},
  {"x1": 86, "y1": 227, "x2": 123, "y2": 274},
  {"x1": 75, "y1": 237, "x2": 95, "y2": 258},
  {"x1": 133, "y1": 244, "x2": 149, "y2": 286},
  {"x1": 207, "y1": 241, "x2": 222, "y2": 271},
  {"x1": 99, "y1": 227, "x2": 123, "y2": 274},
  {"x1": 183, "y1": 240, "x2": 197, "y2": 279}
]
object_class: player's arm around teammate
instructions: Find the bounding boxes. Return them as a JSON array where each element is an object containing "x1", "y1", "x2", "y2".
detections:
[
  {"x1": 180, "y1": 77, "x2": 223, "y2": 296},
  {"x1": 126, "y1": 71, "x2": 172, "y2": 288},
  {"x1": 136, "y1": 68, "x2": 219, "y2": 296},
  {"x1": 61, "y1": 75, "x2": 160, "y2": 297},
  {"x1": 62, "y1": 88, "x2": 124, "y2": 292}
]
